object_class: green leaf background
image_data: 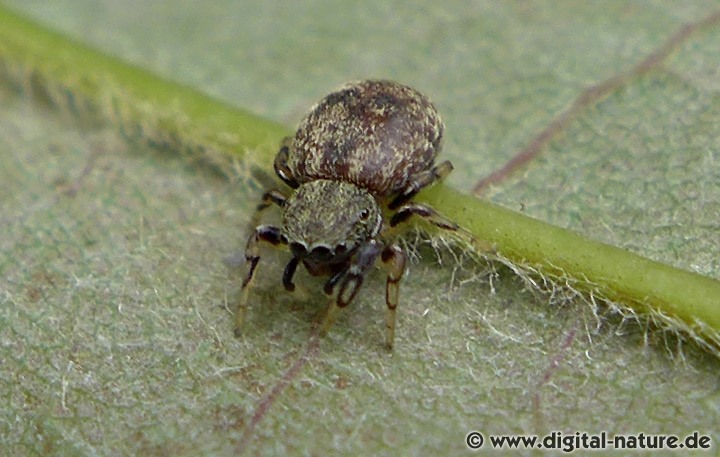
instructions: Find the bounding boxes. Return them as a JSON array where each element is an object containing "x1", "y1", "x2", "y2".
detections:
[{"x1": 1, "y1": 1, "x2": 718, "y2": 455}]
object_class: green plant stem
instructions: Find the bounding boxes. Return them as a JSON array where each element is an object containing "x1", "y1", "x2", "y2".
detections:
[
  {"x1": 423, "y1": 188, "x2": 720, "y2": 345},
  {"x1": 0, "y1": 5, "x2": 288, "y2": 172},
  {"x1": 1, "y1": 5, "x2": 718, "y2": 348}
]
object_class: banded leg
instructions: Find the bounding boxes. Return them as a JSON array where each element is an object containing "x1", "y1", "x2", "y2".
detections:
[
  {"x1": 381, "y1": 244, "x2": 406, "y2": 349},
  {"x1": 234, "y1": 225, "x2": 285, "y2": 336},
  {"x1": 323, "y1": 267, "x2": 348, "y2": 296},
  {"x1": 389, "y1": 202, "x2": 459, "y2": 231},
  {"x1": 388, "y1": 160, "x2": 453, "y2": 210},
  {"x1": 249, "y1": 189, "x2": 287, "y2": 228},
  {"x1": 320, "y1": 239, "x2": 383, "y2": 335}
]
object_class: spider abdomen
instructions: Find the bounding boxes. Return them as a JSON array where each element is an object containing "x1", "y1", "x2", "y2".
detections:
[{"x1": 283, "y1": 80, "x2": 444, "y2": 196}]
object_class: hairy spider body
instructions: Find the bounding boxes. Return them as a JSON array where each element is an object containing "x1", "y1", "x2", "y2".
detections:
[
  {"x1": 236, "y1": 80, "x2": 457, "y2": 349},
  {"x1": 275, "y1": 80, "x2": 444, "y2": 198}
]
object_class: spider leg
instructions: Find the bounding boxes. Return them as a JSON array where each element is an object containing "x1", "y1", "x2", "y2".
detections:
[
  {"x1": 381, "y1": 244, "x2": 406, "y2": 349},
  {"x1": 388, "y1": 160, "x2": 453, "y2": 210},
  {"x1": 249, "y1": 189, "x2": 287, "y2": 228},
  {"x1": 323, "y1": 266, "x2": 348, "y2": 296},
  {"x1": 234, "y1": 225, "x2": 286, "y2": 336},
  {"x1": 282, "y1": 256, "x2": 300, "y2": 292},
  {"x1": 389, "y1": 202, "x2": 459, "y2": 231},
  {"x1": 256, "y1": 189, "x2": 288, "y2": 211},
  {"x1": 320, "y1": 239, "x2": 383, "y2": 336}
]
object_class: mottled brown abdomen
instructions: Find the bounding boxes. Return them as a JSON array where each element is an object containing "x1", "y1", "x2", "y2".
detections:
[{"x1": 286, "y1": 80, "x2": 444, "y2": 196}]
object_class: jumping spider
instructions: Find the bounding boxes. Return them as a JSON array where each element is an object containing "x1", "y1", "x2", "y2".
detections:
[{"x1": 236, "y1": 79, "x2": 458, "y2": 349}]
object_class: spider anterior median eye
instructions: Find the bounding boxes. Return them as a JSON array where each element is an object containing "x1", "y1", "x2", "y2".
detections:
[
  {"x1": 290, "y1": 242, "x2": 307, "y2": 258},
  {"x1": 311, "y1": 245, "x2": 333, "y2": 261}
]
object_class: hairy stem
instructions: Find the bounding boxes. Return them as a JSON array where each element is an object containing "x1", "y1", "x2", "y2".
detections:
[
  {"x1": 0, "y1": 5, "x2": 287, "y2": 173},
  {"x1": 1, "y1": 5, "x2": 718, "y2": 351},
  {"x1": 423, "y1": 188, "x2": 720, "y2": 348}
]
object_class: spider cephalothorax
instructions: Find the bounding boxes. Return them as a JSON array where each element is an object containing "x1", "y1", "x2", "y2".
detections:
[{"x1": 235, "y1": 80, "x2": 458, "y2": 349}]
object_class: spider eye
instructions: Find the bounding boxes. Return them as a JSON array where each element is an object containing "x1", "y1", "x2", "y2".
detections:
[
  {"x1": 289, "y1": 242, "x2": 307, "y2": 258},
  {"x1": 310, "y1": 245, "x2": 334, "y2": 262}
]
